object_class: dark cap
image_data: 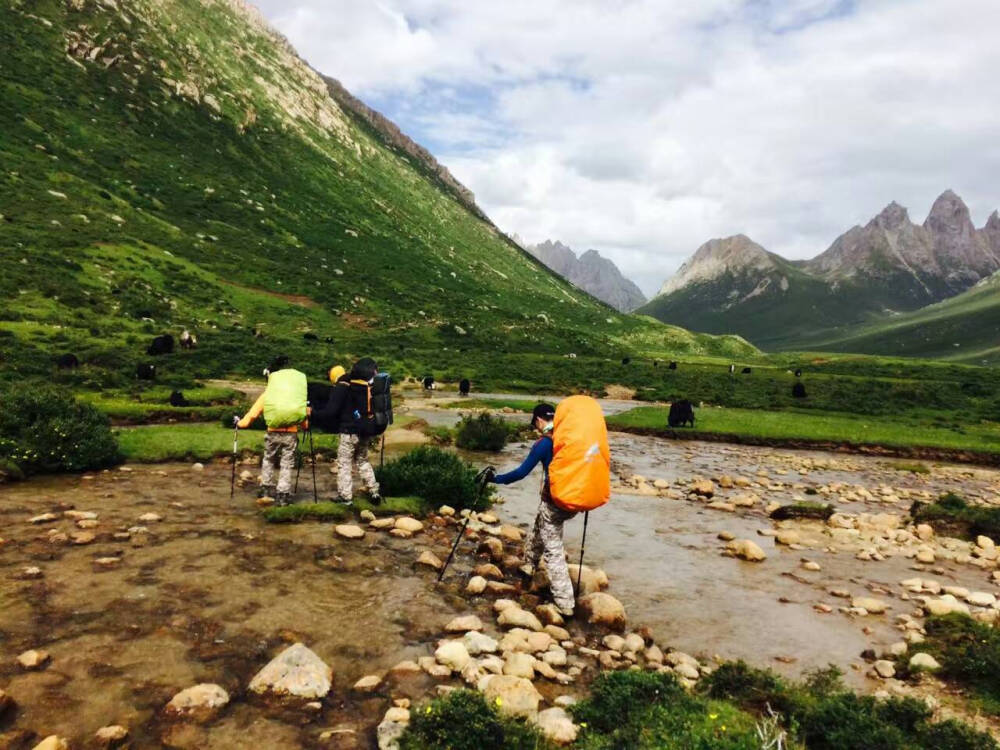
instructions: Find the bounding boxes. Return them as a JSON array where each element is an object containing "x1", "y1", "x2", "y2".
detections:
[{"x1": 532, "y1": 403, "x2": 556, "y2": 422}]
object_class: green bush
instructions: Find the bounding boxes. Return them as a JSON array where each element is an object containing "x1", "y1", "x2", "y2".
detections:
[
  {"x1": 455, "y1": 412, "x2": 509, "y2": 451},
  {"x1": 910, "y1": 493, "x2": 1000, "y2": 541},
  {"x1": 375, "y1": 446, "x2": 492, "y2": 510},
  {"x1": 0, "y1": 383, "x2": 120, "y2": 475},
  {"x1": 399, "y1": 690, "x2": 548, "y2": 750},
  {"x1": 922, "y1": 613, "x2": 1000, "y2": 714}
]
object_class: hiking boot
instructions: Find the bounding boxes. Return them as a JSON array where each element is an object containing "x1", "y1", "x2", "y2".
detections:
[
  {"x1": 517, "y1": 564, "x2": 535, "y2": 586},
  {"x1": 275, "y1": 492, "x2": 292, "y2": 507},
  {"x1": 369, "y1": 492, "x2": 382, "y2": 506},
  {"x1": 337, "y1": 495, "x2": 354, "y2": 507},
  {"x1": 257, "y1": 484, "x2": 276, "y2": 499},
  {"x1": 556, "y1": 605, "x2": 575, "y2": 618}
]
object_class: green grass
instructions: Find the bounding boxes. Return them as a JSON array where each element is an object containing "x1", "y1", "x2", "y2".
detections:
[
  {"x1": 115, "y1": 423, "x2": 339, "y2": 462},
  {"x1": 262, "y1": 496, "x2": 427, "y2": 523},
  {"x1": 888, "y1": 461, "x2": 931, "y2": 474},
  {"x1": 609, "y1": 405, "x2": 1000, "y2": 456},
  {"x1": 440, "y1": 398, "x2": 537, "y2": 412},
  {"x1": 770, "y1": 502, "x2": 834, "y2": 521}
]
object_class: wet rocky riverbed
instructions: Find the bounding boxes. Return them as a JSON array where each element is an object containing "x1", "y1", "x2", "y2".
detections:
[{"x1": 2, "y1": 424, "x2": 999, "y2": 746}]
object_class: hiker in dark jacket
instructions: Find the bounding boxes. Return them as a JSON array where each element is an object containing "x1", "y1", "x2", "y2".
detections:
[{"x1": 318, "y1": 357, "x2": 381, "y2": 506}]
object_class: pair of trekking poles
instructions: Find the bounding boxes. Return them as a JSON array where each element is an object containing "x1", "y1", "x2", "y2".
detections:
[
  {"x1": 228, "y1": 418, "x2": 318, "y2": 502},
  {"x1": 437, "y1": 467, "x2": 591, "y2": 602}
]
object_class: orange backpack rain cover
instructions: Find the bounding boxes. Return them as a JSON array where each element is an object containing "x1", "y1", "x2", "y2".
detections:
[{"x1": 548, "y1": 395, "x2": 611, "y2": 513}]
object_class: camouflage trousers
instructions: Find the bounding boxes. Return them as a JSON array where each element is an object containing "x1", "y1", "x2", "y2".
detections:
[
  {"x1": 261, "y1": 431, "x2": 298, "y2": 495},
  {"x1": 526, "y1": 486, "x2": 577, "y2": 613},
  {"x1": 336, "y1": 433, "x2": 379, "y2": 499}
]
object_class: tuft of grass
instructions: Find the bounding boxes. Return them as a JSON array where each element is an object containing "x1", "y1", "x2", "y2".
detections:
[
  {"x1": 376, "y1": 446, "x2": 492, "y2": 511},
  {"x1": 455, "y1": 412, "x2": 510, "y2": 452},
  {"x1": 769, "y1": 502, "x2": 834, "y2": 521},
  {"x1": 910, "y1": 493, "x2": 1000, "y2": 542},
  {"x1": 261, "y1": 498, "x2": 428, "y2": 523},
  {"x1": 888, "y1": 461, "x2": 931, "y2": 474},
  {"x1": 115, "y1": 424, "x2": 339, "y2": 462}
]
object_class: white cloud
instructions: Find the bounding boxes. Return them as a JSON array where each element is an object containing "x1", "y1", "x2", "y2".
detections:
[{"x1": 253, "y1": 0, "x2": 1000, "y2": 297}]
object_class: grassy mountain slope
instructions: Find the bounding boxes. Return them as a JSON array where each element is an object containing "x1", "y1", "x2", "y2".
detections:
[
  {"x1": 804, "y1": 273, "x2": 1000, "y2": 364},
  {"x1": 0, "y1": 0, "x2": 753, "y2": 390}
]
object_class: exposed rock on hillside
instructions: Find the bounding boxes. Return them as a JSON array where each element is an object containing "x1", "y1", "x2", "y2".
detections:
[{"x1": 528, "y1": 240, "x2": 647, "y2": 312}]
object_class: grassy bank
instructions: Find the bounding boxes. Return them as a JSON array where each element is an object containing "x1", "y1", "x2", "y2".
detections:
[
  {"x1": 262, "y1": 496, "x2": 427, "y2": 523},
  {"x1": 115, "y1": 423, "x2": 340, "y2": 462},
  {"x1": 608, "y1": 406, "x2": 1000, "y2": 460}
]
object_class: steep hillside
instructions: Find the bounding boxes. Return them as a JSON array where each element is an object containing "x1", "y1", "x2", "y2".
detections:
[
  {"x1": 0, "y1": 0, "x2": 752, "y2": 389},
  {"x1": 805, "y1": 271, "x2": 1000, "y2": 364},
  {"x1": 641, "y1": 192, "x2": 1000, "y2": 351},
  {"x1": 527, "y1": 240, "x2": 647, "y2": 312}
]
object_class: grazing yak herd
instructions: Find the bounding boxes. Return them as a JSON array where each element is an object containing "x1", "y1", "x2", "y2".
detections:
[{"x1": 54, "y1": 333, "x2": 810, "y2": 419}]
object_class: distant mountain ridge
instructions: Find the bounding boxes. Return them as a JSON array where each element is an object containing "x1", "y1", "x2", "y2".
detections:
[
  {"x1": 527, "y1": 240, "x2": 647, "y2": 312},
  {"x1": 641, "y1": 190, "x2": 1000, "y2": 349}
]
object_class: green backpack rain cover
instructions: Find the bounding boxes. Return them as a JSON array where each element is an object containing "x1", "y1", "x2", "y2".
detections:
[{"x1": 262, "y1": 369, "x2": 308, "y2": 428}]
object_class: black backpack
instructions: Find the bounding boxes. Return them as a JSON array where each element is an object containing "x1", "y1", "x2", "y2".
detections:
[{"x1": 362, "y1": 373, "x2": 393, "y2": 436}]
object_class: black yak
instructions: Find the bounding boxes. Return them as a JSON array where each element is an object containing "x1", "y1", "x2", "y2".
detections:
[
  {"x1": 668, "y1": 361, "x2": 677, "y2": 370},
  {"x1": 56, "y1": 353, "x2": 79, "y2": 369},
  {"x1": 169, "y1": 390, "x2": 190, "y2": 407},
  {"x1": 668, "y1": 399, "x2": 695, "y2": 428},
  {"x1": 147, "y1": 334, "x2": 174, "y2": 356},
  {"x1": 136, "y1": 363, "x2": 156, "y2": 380},
  {"x1": 792, "y1": 382, "x2": 807, "y2": 398},
  {"x1": 459, "y1": 378, "x2": 471, "y2": 396}
]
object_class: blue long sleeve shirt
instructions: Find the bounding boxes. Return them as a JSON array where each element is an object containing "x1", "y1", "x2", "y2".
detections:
[{"x1": 493, "y1": 436, "x2": 553, "y2": 485}]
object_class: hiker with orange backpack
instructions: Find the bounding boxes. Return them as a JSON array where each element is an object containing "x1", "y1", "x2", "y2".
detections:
[{"x1": 486, "y1": 398, "x2": 610, "y2": 616}]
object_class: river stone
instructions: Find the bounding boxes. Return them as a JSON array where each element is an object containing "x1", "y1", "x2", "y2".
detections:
[
  {"x1": 389, "y1": 528, "x2": 412, "y2": 539},
  {"x1": 474, "y1": 563, "x2": 504, "y2": 580},
  {"x1": 726, "y1": 539, "x2": 767, "y2": 562},
  {"x1": 435, "y1": 640, "x2": 471, "y2": 672},
  {"x1": 498, "y1": 607, "x2": 543, "y2": 631},
  {"x1": 416, "y1": 551, "x2": 443, "y2": 570},
  {"x1": 438, "y1": 505, "x2": 456, "y2": 516},
  {"x1": 466, "y1": 575, "x2": 488, "y2": 594},
  {"x1": 463, "y1": 631, "x2": 499, "y2": 655},
  {"x1": 377, "y1": 706, "x2": 410, "y2": 750},
  {"x1": 17, "y1": 649, "x2": 50, "y2": 670},
  {"x1": 536, "y1": 604, "x2": 565, "y2": 625},
  {"x1": 0, "y1": 688, "x2": 14, "y2": 714},
  {"x1": 579, "y1": 593, "x2": 627, "y2": 630},
  {"x1": 775, "y1": 530, "x2": 800, "y2": 546},
  {"x1": 445, "y1": 614, "x2": 483, "y2": 632},
  {"x1": 645, "y1": 645, "x2": 664, "y2": 664},
  {"x1": 499, "y1": 525, "x2": 524, "y2": 542},
  {"x1": 851, "y1": 597, "x2": 888, "y2": 614},
  {"x1": 95, "y1": 725, "x2": 129, "y2": 744},
  {"x1": 76, "y1": 519, "x2": 99, "y2": 529},
  {"x1": 479, "y1": 674, "x2": 542, "y2": 718},
  {"x1": 674, "y1": 663, "x2": 700, "y2": 680},
  {"x1": 420, "y1": 656, "x2": 453, "y2": 678},
  {"x1": 360, "y1": 509, "x2": 376, "y2": 522},
  {"x1": 32, "y1": 738, "x2": 69, "y2": 750},
  {"x1": 966, "y1": 591, "x2": 996, "y2": 608},
  {"x1": 479, "y1": 512, "x2": 499, "y2": 524},
  {"x1": 486, "y1": 581, "x2": 517, "y2": 594},
  {"x1": 909, "y1": 653, "x2": 941, "y2": 671},
  {"x1": 478, "y1": 537, "x2": 505, "y2": 562},
  {"x1": 924, "y1": 596, "x2": 970, "y2": 617},
  {"x1": 717, "y1": 531, "x2": 735, "y2": 541},
  {"x1": 335, "y1": 524, "x2": 365, "y2": 540},
  {"x1": 915, "y1": 523, "x2": 934, "y2": 540},
  {"x1": 389, "y1": 660, "x2": 421, "y2": 674},
  {"x1": 566, "y1": 564, "x2": 608, "y2": 595},
  {"x1": 248, "y1": 643, "x2": 332, "y2": 699},
  {"x1": 545, "y1": 625, "x2": 570, "y2": 641},
  {"x1": 976, "y1": 534, "x2": 995, "y2": 550},
  {"x1": 493, "y1": 599, "x2": 519, "y2": 613},
  {"x1": 534, "y1": 706, "x2": 578, "y2": 744},
  {"x1": 353, "y1": 674, "x2": 382, "y2": 692},
  {"x1": 29, "y1": 513, "x2": 59, "y2": 524},
  {"x1": 802, "y1": 561, "x2": 821, "y2": 571},
  {"x1": 691, "y1": 479, "x2": 715, "y2": 497},
  {"x1": 624, "y1": 633, "x2": 645, "y2": 653},
  {"x1": 873, "y1": 660, "x2": 895, "y2": 679},
  {"x1": 541, "y1": 649, "x2": 568, "y2": 667},
  {"x1": 916, "y1": 546, "x2": 935, "y2": 564},
  {"x1": 165, "y1": 683, "x2": 230, "y2": 720},
  {"x1": 395, "y1": 517, "x2": 424, "y2": 533},
  {"x1": 370, "y1": 517, "x2": 396, "y2": 529},
  {"x1": 602, "y1": 635, "x2": 626, "y2": 652},
  {"x1": 138, "y1": 513, "x2": 162, "y2": 522},
  {"x1": 503, "y1": 652, "x2": 536, "y2": 679},
  {"x1": 64, "y1": 510, "x2": 97, "y2": 521}
]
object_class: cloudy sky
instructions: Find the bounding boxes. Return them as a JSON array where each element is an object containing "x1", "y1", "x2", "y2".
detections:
[{"x1": 254, "y1": 0, "x2": 1000, "y2": 297}]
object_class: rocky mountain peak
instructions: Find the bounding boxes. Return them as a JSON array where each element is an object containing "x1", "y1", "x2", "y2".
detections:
[
  {"x1": 985, "y1": 210, "x2": 1000, "y2": 232},
  {"x1": 868, "y1": 201, "x2": 910, "y2": 230},
  {"x1": 526, "y1": 240, "x2": 646, "y2": 312},
  {"x1": 924, "y1": 189, "x2": 974, "y2": 237},
  {"x1": 658, "y1": 235, "x2": 775, "y2": 297}
]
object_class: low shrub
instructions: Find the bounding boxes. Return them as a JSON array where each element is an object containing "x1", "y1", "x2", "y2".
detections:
[
  {"x1": 0, "y1": 383, "x2": 120, "y2": 476},
  {"x1": 399, "y1": 690, "x2": 548, "y2": 750},
  {"x1": 705, "y1": 660, "x2": 998, "y2": 749},
  {"x1": 376, "y1": 446, "x2": 492, "y2": 510},
  {"x1": 455, "y1": 412, "x2": 509, "y2": 451},
  {"x1": 922, "y1": 613, "x2": 1000, "y2": 714},
  {"x1": 910, "y1": 493, "x2": 1000, "y2": 541}
]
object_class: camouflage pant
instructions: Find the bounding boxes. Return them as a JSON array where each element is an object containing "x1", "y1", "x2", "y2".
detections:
[
  {"x1": 261, "y1": 432, "x2": 298, "y2": 495},
  {"x1": 526, "y1": 484, "x2": 577, "y2": 612},
  {"x1": 337, "y1": 433, "x2": 379, "y2": 499}
]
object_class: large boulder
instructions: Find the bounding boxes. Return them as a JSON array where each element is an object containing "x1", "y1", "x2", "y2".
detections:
[
  {"x1": 248, "y1": 643, "x2": 332, "y2": 699},
  {"x1": 478, "y1": 674, "x2": 542, "y2": 718},
  {"x1": 377, "y1": 706, "x2": 410, "y2": 750},
  {"x1": 725, "y1": 539, "x2": 767, "y2": 562},
  {"x1": 434, "y1": 640, "x2": 471, "y2": 672},
  {"x1": 578, "y1": 593, "x2": 626, "y2": 630},
  {"x1": 566, "y1": 564, "x2": 609, "y2": 595},
  {"x1": 497, "y1": 607, "x2": 543, "y2": 631}
]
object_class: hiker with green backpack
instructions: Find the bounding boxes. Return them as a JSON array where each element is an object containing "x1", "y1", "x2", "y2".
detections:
[{"x1": 236, "y1": 356, "x2": 309, "y2": 506}]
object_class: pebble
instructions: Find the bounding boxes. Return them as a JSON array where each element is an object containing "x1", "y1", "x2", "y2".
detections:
[
  {"x1": 498, "y1": 607, "x2": 543, "y2": 631},
  {"x1": 248, "y1": 643, "x2": 333, "y2": 699},
  {"x1": 435, "y1": 640, "x2": 471, "y2": 672},
  {"x1": 909, "y1": 653, "x2": 941, "y2": 671},
  {"x1": 395, "y1": 517, "x2": 424, "y2": 533},
  {"x1": 466, "y1": 575, "x2": 487, "y2": 594},
  {"x1": 334, "y1": 524, "x2": 365, "y2": 539},
  {"x1": 445, "y1": 614, "x2": 483, "y2": 632},
  {"x1": 725, "y1": 539, "x2": 767, "y2": 562},
  {"x1": 32, "y1": 738, "x2": 69, "y2": 750},
  {"x1": 165, "y1": 683, "x2": 230, "y2": 719},
  {"x1": 416, "y1": 551, "x2": 443, "y2": 570},
  {"x1": 138, "y1": 513, "x2": 162, "y2": 523},
  {"x1": 95, "y1": 725, "x2": 129, "y2": 744},
  {"x1": 17, "y1": 649, "x2": 50, "y2": 670},
  {"x1": 353, "y1": 674, "x2": 382, "y2": 692},
  {"x1": 502, "y1": 652, "x2": 536, "y2": 679},
  {"x1": 873, "y1": 660, "x2": 895, "y2": 678},
  {"x1": 463, "y1": 631, "x2": 499, "y2": 655},
  {"x1": 535, "y1": 706, "x2": 579, "y2": 744}
]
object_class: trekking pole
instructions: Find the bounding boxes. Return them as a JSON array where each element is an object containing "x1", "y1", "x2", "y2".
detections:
[
  {"x1": 575, "y1": 511, "x2": 590, "y2": 600},
  {"x1": 380, "y1": 434, "x2": 386, "y2": 470},
  {"x1": 437, "y1": 468, "x2": 491, "y2": 583},
  {"x1": 308, "y1": 426, "x2": 318, "y2": 503},
  {"x1": 294, "y1": 432, "x2": 303, "y2": 493},
  {"x1": 229, "y1": 417, "x2": 239, "y2": 500}
]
